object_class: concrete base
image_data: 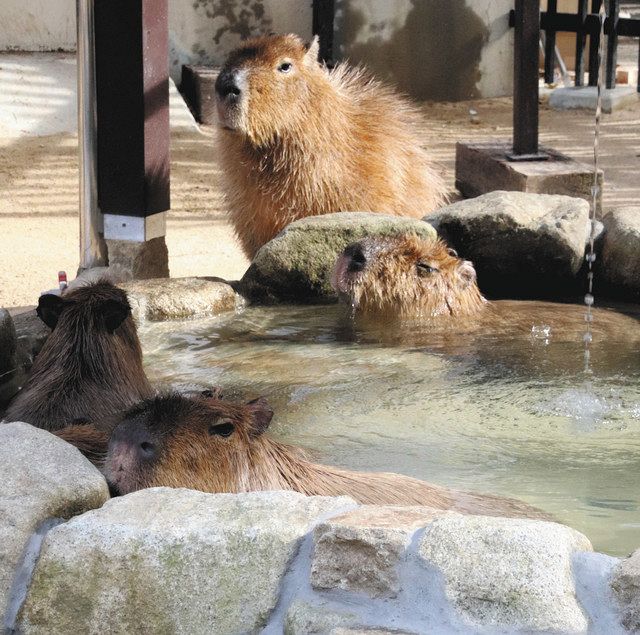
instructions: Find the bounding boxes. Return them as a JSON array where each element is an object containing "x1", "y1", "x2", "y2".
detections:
[
  {"x1": 548, "y1": 86, "x2": 640, "y2": 113},
  {"x1": 106, "y1": 236, "x2": 170, "y2": 280},
  {"x1": 455, "y1": 141, "x2": 603, "y2": 214}
]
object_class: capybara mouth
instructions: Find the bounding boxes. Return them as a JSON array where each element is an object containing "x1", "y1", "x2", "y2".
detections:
[{"x1": 215, "y1": 98, "x2": 241, "y2": 131}]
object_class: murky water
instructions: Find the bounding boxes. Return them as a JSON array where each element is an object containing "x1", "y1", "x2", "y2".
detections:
[{"x1": 139, "y1": 302, "x2": 640, "y2": 556}]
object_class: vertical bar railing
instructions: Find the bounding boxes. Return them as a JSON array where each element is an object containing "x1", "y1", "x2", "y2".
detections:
[
  {"x1": 588, "y1": 0, "x2": 603, "y2": 85},
  {"x1": 312, "y1": 0, "x2": 335, "y2": 65},
  {"x1": 544, "y1": 0, "x2": 558, "y2": 83},
  {"x1": 511, "y1": 0, "x2": 542, "y2": 158},
  {"x1": 77, "y1": 0, "x2": 106, "y2": 270},
  {"x1": 575, "y1": 0, "x2": 588, "y2": 86},
  {"x1": 606, "y1": 0, "x2": 619, "y2": 88}
]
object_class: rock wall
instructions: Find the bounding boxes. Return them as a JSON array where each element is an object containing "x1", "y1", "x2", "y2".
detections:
[{"x1": 1, "y1": 422, "x2": 637, "y2": 634}]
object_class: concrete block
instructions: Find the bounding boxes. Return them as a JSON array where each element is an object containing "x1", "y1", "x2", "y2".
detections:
[
  {"x1": 180, "y1": 65, "x2": 220, "y2": 125},
  {"x1": 455, "y1": 141, "x2": 603, "y2": 214},
  {"x1": 106, "y1": 236, "x2": 169, "y2": 280},
  {"x1": 548, "y1": 86, "x2": 640, "y2": 113}
]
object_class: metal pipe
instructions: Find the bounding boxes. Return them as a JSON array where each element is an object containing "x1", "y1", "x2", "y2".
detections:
[{"x1": 77, "y1": 0, "x2": 106, "y2": 270}]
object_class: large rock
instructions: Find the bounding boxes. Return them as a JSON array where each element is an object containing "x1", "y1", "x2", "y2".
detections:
[
  {"x1": 122, "y1": 277, "x2": 238, "y2": 322},
  {"x1": 424, "y1": 191, "x2": 591, "y2": 297},
  {"x1": 311, "y1": 505, "x2": 447, "y2": 598},
  {"x1": 19, "y1": 489, "x2": 356, "y2": 634},
  {"x1": 611, "y1": 548, "x2": 640, "y2": 632},
  {"x1": 602, "y1": 207, "x2": 640, "y2": 300},
  {"x1": 0, "y1": 423, "x2": 108, "y2": 624},
  {"x1": 239, "y1": 212, "x2": 437, "y2": 303},
  {"x1": 417, "y1": 515, "x2": 592, "y2": 633}
]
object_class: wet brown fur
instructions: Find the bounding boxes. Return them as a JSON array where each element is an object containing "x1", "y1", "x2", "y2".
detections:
[
  {"x1": 216, "y1": 34, "x2": 447, "y2": 258},
  {"x1": 334, "y1": 235, "x2": 487, "y2": 318},
  {"x1": 105, "y1": 393, "x2": 547, "y2": 520},
  {"x1": 5, "y1": 281, "x2": 153, "y2": 432}
]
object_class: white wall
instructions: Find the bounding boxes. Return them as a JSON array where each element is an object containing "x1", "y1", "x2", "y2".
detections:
[{"x1": 0, "y1": 0, "x2": 513, "y2": 100}]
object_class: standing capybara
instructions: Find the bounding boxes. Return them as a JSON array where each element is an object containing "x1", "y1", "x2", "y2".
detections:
[
  {"x1": 105, "y1": 392, "x2": 547, "y2": 519},
  {"x1": 214, "y1": 34, "x2": 447, "y2": 259},
  {"x1": 4, "y1": 280, "x2": 153, "y2": 431}
]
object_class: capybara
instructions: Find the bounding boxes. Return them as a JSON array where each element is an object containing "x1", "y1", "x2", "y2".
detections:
[
  {"x1": 214, "y1": 34, "x2": 447, "y2": 259},
  {"x1": 4, "y1": 280, "x2": 153, "y2": 432},
  {"x1": 105, "y1": 392, "x2": 547, "y2": 519},
  {"x1": 331, "y1": 234, "x2": 640, "y2": 342}
]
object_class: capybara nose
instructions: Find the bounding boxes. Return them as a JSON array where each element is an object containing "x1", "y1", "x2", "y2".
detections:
[
  {"x1": 110, "y1": 420, "x2": 158, "y2": 462},
  {"x1": 344, "y1": 243, "x2": 367, "y2": 273},
  {"x1": 215, "y1": 71, "x2": 241, "y2": 99},
  {"x1": 139, "y1": 440, "x2": 156, "y2": 458}
]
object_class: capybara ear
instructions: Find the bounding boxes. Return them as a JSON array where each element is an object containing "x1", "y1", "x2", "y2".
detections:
[
  {"x1": 246, "y1": 396, "x2": 274, "y2": 436},
  {"x1": 102, "y1": 298, "x2": 131, "y2": 334},
  {"x1": 36, "y1": 294, "x2": 65, "y2": 330},
  {"x1": 304, "y1": 35, "x2": 320, "y2": 65},
  {"x1": 457, "y1": 259, "x2": 477, "y2": 289}
]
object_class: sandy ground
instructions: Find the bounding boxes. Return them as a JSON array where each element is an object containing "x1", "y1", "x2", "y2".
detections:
[{"x1": 1, "y1": 97, "x2": 639, "y2": 307}]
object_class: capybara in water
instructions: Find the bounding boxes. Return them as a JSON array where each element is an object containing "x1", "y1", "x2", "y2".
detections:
[
  {"x1": 105, "y1": 392, "x2": 547, "y2": 519},
  {"x1": 214, "y1": 34, "x2": 447, "y2": 259},
  {"x1": 332, "y1": 235, "x2": 485, "y2": 318},
  {"x1": 4, "y1": 281, "x2": 153, "y2": 432},
  {"x1": 332, "y1": 234, "x2": 640, "y2": 341}
]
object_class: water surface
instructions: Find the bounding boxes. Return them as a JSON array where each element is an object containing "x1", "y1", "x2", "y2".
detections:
[{"x1": 140, "y1": 302, "x2": 640, "y2": 556}]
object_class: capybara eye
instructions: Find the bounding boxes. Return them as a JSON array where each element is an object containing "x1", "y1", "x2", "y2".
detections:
[
  {"x1": 447, "y1": 248, "x2": 458, "y2": 258},
  {"x1": 208, "y1": 422, "x2": 235, "y2": 437},
  {"x1": 277, "y1": 61, "x2": 293, "y2": 73},
  {"x1": 416, "y1": 262, "x2": 439, "y2": 276}
]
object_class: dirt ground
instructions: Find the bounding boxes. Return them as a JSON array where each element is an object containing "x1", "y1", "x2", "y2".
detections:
[{"x1": 0, "y1": 97, "x2": 639, "y2": 308}]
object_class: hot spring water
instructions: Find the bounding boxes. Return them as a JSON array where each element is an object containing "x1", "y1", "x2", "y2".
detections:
[{"x1": 140, "y1": 302, "x2": 640, "y2": 556}]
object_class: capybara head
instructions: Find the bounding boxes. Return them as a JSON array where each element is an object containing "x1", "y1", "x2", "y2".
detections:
[
  {"x1": 37, "y1": 281, "x2": 132, "y2": 334},
  {"x1": 215, "y1": 34, "x2": 321, "y2": 145},
  {"x1": 105, "y1": 393, "x2": 274, "y2": 495},
  {"x1": 331, "y1": 235, "x2": 487, "y2": 318},
  {"x1": 4, "y1": 280, "x2": 150, "y2": 431}
]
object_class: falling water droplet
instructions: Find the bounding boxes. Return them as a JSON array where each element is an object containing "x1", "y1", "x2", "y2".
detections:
[
  {"x1": 586, "y1": 253, "x2": 597, "y2": 264},
  {"x1": 583, "y1": 332, "x2": 593, "y2": 344},
  {"x1": 584, "y1": 294, "x2": 594, "y2": 306}
]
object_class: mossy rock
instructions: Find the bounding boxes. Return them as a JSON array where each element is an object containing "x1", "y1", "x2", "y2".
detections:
[{"x1": 239, "y1": 212, "x2": 437, "y2": 304}]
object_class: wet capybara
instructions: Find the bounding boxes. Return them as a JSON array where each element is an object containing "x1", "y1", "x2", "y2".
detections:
[
  {"x1": 332, "y1": 234, "x2": 640, "y2": 341},
  {"x1": 4, "y1": 280, "x2": 153, "y2": 432},
  {"x1": 105, "y1": 392, "x2": 547, "y2": 519},
  {"x1": 214, "y1": 34, "x2": 447, "y2": 259}
]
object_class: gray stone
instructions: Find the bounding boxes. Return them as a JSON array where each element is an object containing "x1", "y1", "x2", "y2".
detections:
[
  {"x1": 611, "y1": 548, "x2": 640, "y2": 632},
  {"x1": 417, "y1": 515, "x2": 592, "y2": 633},
  {"x1": 312, "y1": 505, "x2": 447, "y2": 598},
  {"x1": 106, "y1": 236, "x2": 170, "y2": 280},
  {"x1": 602, "y1": 207, "x2": 640, "y2": 300},
  {"x1": 0, "y1": 422, "x2": 108, "y2": 623},
  {"x1": 549, "y1": 86, "x2": 640, "y2": 114},
  {"x1": 239, "y1": 212, "x2": 437, "y2": 303},
  {"x1": 425, "y1": 190, "x2": 591, "y2": 296},
  {"x1": 284, "y1": 600, "x2": 360, "y2": 635},
  {"x1": 122, "y1": 276, "x2": 238, "y2": 322},
  {"x1": 455, "y1": 142, "x2": 602, "y2": 213},
  {"x1": 19, "y1": 489, "x2": 355, "y2": 635},
  {"x1": 0, "y1": 309, "x2": 20, "y2": 406}
]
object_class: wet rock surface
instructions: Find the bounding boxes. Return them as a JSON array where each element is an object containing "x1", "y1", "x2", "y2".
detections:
[
  {"x1": 424, "y1": 191, "x2": 591, "y2": 297},
  {"x1": 122, "y1": 276, "x2": 239, "y2": 322},
  {"x1": 0, "y1": 422, "x2": 108, "y2": 623},
  {"x1": 239, "y1": 212, "x2": 437, "y2": 303},
  {"x1": 602, "y1": 207, "x2": 640, "y2": 300},
  {"x1": 611, "y1": 549, "x2": 640, "y2": 632}
]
